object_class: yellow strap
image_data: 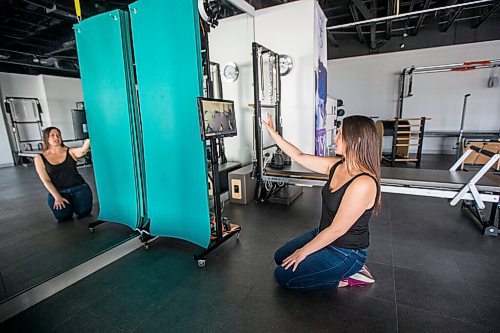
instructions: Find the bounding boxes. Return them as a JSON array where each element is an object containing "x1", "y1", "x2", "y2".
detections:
[{"x1": 74, "y1": 0, "x2": 82, "y2": 21}]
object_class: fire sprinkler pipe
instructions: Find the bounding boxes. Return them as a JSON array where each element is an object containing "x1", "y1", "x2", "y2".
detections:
[{"x1": 327, "y1": 0, "x2": 495, "y2": 30}]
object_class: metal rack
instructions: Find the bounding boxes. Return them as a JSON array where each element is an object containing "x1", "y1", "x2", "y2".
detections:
[
  {"x1": 250, "y1": 42, "x2": 288, "y2": 203},
  {"x1": 397, "y1": 59, "x2": 500, "y2": 118},
  {"x1": 3, "y1": 97, "x2": 44, "y2": 165}
]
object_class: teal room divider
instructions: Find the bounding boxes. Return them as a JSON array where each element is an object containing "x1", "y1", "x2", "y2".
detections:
[
  {"x1": 74, "y1": 10, "x2": 144, "y2": 230},
  {"x1": 129, "y1": 0, "x2": 211, "y2": 248}
]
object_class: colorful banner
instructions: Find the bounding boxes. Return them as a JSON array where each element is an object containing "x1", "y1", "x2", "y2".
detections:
[{"x1": 314, "y1": 2, "x2": 328, "y2": 156}]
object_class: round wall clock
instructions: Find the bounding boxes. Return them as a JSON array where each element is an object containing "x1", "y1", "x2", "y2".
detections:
[
  {"x1": 279, "y1": 54, "x2": 293, "y2": 76},
  {"x1": 223, "y1": 62, "x2": 239, "y2": 82}
]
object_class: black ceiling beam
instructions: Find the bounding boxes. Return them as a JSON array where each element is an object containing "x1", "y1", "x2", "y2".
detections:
[
  {"x1": 22, "y1": 0, "x2": 77, "y2": 20},
  {"x1": 349, "y1": 2, "x2": 366, "y2": 43},
  {"x1": 327, "y1": 31, "x2": 340, "y2": 47},
  {"x1": 440, "y1": 1, "x2": 468, "y2": 32},
  {"x1": 0, "y1": 25, "x2": 62, "y2": 45},
  {"x1": 0, "y1": 15, "x2": 49, "y2": 29},
  {"x1": 403, "y1": 0, "x2": 418, "y2": 35},
  {"x1": 8, "y1": 5, "x2": 63, "y2": 27},
  {"x1": 1, "y1": 36, "x2": 55, "y2": 51},
  {"x1": 412, "y1": 0, "x2": 432, "y2": 36},
  {"x1": 369, "y1": 0, "x2": 377, "y2": 49},
  {"x1": 386, "y1": 0, "x2": 394, "y2": 40},
  {"x1": 351, "y1": 0, "x2": 373, "y2": 19},
  {"x1": 472, "y1": 1, "x2": 500, "y2": 28}
]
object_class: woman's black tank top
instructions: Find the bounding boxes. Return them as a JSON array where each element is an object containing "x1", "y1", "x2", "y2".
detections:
[
  {"x1": 40, "y1": 149, "x2": 85, "y2": 190},
  {"x1": 319, "y1": 161, "x2": 379, "y2": 249}
]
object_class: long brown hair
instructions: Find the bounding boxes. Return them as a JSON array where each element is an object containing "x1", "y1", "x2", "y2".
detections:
[
  {"x1": 42, "y1": 127, "x2": 65, "y2": 151},
  {"x1": 341, "y1": 116, "x2": 381, "y2": 212}
]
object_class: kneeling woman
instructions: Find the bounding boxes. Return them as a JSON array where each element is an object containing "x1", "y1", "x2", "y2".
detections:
[
  {"x1": 34, "y1": 127, "x2": 93, "y2": 222},
  {"x1": 262, "y1": 115, "x2": 380, "y2": 289}
]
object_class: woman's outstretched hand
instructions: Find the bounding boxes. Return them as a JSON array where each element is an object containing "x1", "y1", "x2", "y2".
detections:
[
  {"x1": 282, "y1": 248, "x2": 308, "y2": 272},
  {"x1": 260, "y1": 113, "x2": 276, "y2": 135}
]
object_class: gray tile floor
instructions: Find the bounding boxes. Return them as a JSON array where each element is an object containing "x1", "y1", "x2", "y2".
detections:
[{"x1": 1, "y1": 155, "x2": 499, "y2": 332}]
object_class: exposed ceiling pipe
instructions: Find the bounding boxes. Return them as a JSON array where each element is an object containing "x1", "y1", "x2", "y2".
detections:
[
  {"x1": 0, "y1": 48, "x2": 78, "y2": 72},
  {"x1": 23, "y1": 0, "x2": 77, "y2": 19},
  {"x1": 327, "y1": 0, "x2": 494, "y2": 29},
  {"x1": 226, "y1": 0, "x2": 256, "y2": 16},
  {"x1": 44, "y1": 39, "x2": 76, "y2": 56},
  {"x1": 0, "y1": 59, "x2": 78, "y2": 73}
]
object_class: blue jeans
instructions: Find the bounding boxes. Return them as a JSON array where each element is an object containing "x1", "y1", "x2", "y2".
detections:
[
  {"x1": 48, "y1": 183, "x2": 93, "y2": 222},
  {"x1": 274, "y1": 228, "x2": 367, "y2": 290}
]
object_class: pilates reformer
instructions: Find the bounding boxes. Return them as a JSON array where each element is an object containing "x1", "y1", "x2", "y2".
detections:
[{"x1": 260, "y1": 146, "x2": 500, "y2": 236}]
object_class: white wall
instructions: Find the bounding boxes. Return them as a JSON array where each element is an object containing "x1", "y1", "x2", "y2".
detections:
[
  {"x1": 209, "y1": 14, "x2": 255, "y2": 165},
  {"x1": 255, "y1": 0, "x2": 316, "y2": 155},
  {"x1": 328, "y1": 40, "x2": 500, "y2": 153},
  {"x1": 0, "y1": 72, "x2": 83, "y2": 167},
  {"x1": 41, "y1": 75, "x2": 84, "y2": 140},
  {"x1": 209, "y1": 0, "x2": 317, "y2": 164}
]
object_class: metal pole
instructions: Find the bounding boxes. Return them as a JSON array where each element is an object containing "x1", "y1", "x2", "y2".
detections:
[
  {"x1": 397, "y1": 72, "x2": 405, "y2": 118},
  {"x1": 456, "y1": 94, "x2": 471, "y2": 160},
  {"x1": 407, "y1": 59, "x2": 500, "y2": 74},
  {"x1": 327, "y1": 0, "x2": 494, "y2": 30}
]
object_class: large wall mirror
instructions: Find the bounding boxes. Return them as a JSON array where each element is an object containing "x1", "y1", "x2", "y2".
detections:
[
  {"x1": 0, "y1": 81, "x2": 136, "y2": 304},
  {"x1": 0, "y1": 1, "x2": 257, "y2": 305}
]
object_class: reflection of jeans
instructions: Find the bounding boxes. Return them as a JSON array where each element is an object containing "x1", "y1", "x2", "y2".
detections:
[
  {"x1": 48, "y1": 183, "x2": 93, "y2": 222},
  {"x1": 274, "y1": 228, "x2": 367, "y2": 290}
]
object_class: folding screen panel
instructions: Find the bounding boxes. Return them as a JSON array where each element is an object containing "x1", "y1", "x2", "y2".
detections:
[
  {"x1": 129, "y1": 0, "x2": 211, "y2": 248},
  {"x1": 74, "y1": 10, "x2": 144, "y2": 229}
]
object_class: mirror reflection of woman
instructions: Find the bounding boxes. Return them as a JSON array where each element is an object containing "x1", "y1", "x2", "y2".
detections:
[
  {"x1": 34, "y1": 127, "x2": 93, "y2": 222},
  {"x1": 261, "y1": 114, "x2": 380, "y2": 289}
]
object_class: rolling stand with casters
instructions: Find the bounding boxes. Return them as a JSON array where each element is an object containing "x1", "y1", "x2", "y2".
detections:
[{"x1": 195, "y1": 97, "x2": 241, "y2": 267}]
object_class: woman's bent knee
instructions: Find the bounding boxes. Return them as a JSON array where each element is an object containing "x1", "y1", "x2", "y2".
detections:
[{"x1": 274, "y1": 266, "x2": 290, "y2": 288}]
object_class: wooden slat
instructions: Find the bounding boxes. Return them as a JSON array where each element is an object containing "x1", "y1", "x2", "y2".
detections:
[
  {"x1": 248, "y1": 103, "x2": 276, "y2": 108},
  {"x1": 387, "y1": 117, "x2": 431, "y2": 121},
  {"x1": 398, "y1": 131, "x2": 421, "y2": 134},
  {"x1": 396, "y1": 144, "x2": 420, "y2": 147},
  {"x1": 394, "y1": 158, "x2": 419, "y2": 162},
  {"x1": 396, "y1": 137, "x2": 420, "y2": 140},
  {"x1": 397, "y1": 124, "x2": 423, "y2": 128}
]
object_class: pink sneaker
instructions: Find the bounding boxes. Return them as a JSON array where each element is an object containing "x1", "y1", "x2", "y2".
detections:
[{"x1": 341, "y1": 265, "x2": 375, "y2": 287}]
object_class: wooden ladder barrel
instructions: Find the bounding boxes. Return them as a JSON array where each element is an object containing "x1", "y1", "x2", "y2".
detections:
[{"x1": 376, "y1": 117, "x2": 430, "y2": 167}]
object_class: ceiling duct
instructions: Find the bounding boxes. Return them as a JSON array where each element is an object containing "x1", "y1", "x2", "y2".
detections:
[
  {"x1": 0, "y1": 49, "x2": 77, "y2": 74},
  {"x1": 39, "y1": 57, "x2": 60, "y2": 68}
]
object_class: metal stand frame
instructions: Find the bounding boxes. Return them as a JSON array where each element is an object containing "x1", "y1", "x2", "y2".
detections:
[
  {"x1": 397, "y1": 59, "x2": 500, "y2": 118},
  {"x1": 449, "y1": 146, "x2": 500, "y2": 235},
  {"x1": 194, "y1": 138, "x2": 241, "y2": 267},
  {"x1": 3, "y1": 97, "x2": 44, "y2": 165},
  {"x1": 251, "y1": 42, "x2": 288, "y2": 203}
]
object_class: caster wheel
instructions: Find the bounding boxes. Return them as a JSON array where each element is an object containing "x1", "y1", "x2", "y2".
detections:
[
  {"x1": 89, "y1": 228, "x2": 94, "y2": 233},
  {"x1": 197, "y1": 259, "x2": 206, "y2": 268},
  {"x1": 236, "y1": 232, "x2": 240, "y2": 240}
]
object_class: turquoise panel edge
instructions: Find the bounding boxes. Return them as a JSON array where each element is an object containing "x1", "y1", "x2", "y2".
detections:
[
  {"x1": 74, "y1": 9, "x2": 142, "y2": 230},
  {"x1": 129, "y1": 0, "x2": 210, "y2": 248}
]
